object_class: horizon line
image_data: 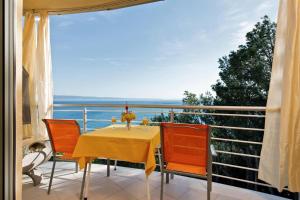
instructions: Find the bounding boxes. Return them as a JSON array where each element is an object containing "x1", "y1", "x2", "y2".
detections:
[{"x1": 54, "y1": 94, "x2": 182, "y2": 101}]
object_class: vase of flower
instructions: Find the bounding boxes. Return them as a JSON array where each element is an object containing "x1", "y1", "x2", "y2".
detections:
[
  {"x1": 126, "y1": 120, "x2": 131, "y2": 130},
  {"x1": 121, "y1": 104, "x2": 136, "y2": 130}
]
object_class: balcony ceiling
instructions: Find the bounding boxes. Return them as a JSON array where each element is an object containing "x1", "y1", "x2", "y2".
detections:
[{"x1": 23, "y1": 0, "x2": 161, "y2": 15}]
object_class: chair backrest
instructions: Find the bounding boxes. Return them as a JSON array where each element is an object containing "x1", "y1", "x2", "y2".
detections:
[
  {"x1": 43, "y1": 119, "x2": 81, "y2": 154},
  {"x1": 160, "y1": 123, "x2": 210, "y2": 168}
]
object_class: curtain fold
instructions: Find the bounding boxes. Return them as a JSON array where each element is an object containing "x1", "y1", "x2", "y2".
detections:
[
  {"x1": 22, "y1": 11, "x2": 53, "y2": 141},
  {"x1": 258, "y1": 0, "x2": 300, "y2": 192},
  {"x1": 36, "y1": 12, "x2": 53, "y2": 139},
  {"x1": 23, "y1": 12, "x2": 38, "y2": 139}
]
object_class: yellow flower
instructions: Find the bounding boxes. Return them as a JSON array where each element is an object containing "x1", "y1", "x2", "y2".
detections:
[
  {"x1": 129, "y1": 112, "x2": 136, "y2": 120},
  {"x1": 121, "y1": 113, "x2": 126, "y2": 122},
  {"x1": 121, "y1": 111, "x2": 136, "y2": 123}
]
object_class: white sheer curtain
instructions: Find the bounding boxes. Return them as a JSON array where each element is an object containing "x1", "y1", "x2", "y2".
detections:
[
  {"x1": 259, "y1": 0, "x2": 300, "y2": 192},
  {"x1": 36, "y1": 12, "x2": 53, "y2": 139},
  {"x1": 22, "y1": 11, "x2": 53, "y2": 141}
]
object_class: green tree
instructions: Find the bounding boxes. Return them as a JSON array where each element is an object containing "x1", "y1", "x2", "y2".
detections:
[
  {"x1": 152, "y1": 16, "x2": 282, "y2": 195},
  {"x1": 192, "y1": 16, "x2": 276, "y2": 192},
  {"x1": 213, "y1": 15, "x2": 275, "y2": 107}
]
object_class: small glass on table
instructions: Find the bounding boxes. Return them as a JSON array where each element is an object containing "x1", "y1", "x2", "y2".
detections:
[
  {"x1": 111, "y1": 117, "x2": 117, "y2": 127},
  {"x1": 142, "y1": 117, "x2": 149, "y2": 126}
]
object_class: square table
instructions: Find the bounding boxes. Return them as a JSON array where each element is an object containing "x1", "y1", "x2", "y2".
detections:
[{"x1": 72, "y1": 125, "x2": 160, "y2": 200}]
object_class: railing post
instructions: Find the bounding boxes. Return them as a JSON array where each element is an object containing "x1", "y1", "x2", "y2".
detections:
[
  {"x1": 83, "y1": 107, "x2": 87, "y2": 133},
  {"x1": 169, "y1": 109, "x2": 175, "y2": 180},
  {"x1": 170, "y1": 109, "x2": 174, "y2": 123}
]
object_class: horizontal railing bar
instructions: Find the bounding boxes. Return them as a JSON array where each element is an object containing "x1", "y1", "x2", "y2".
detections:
[
  {"x1": 176, "y1": 112, "x2": 265, "y2": 118},
  {"x1": 54, "y1": 109, "x2": 265, "y2": 118},
  {"x1": 53, "y1": 110, "x2": 83, "y2": 112},
  {"x1": 81, "y1": 120, "x2": 263, "y2": 132},
  {"x1": 213, "y1": 174, "x2": 290, "y2": 191},
  {"x1": 211, "y1": 137, "x2": 262, "y2": 145},
  {"x1": 85, "y1": 119, "x2": 160, "y2": 124},
  {"x1": 86, "y1": 109, "x2": 169, "y2": 114},
  {"x1": 87, "y1": 110, "x2": 122, "y2": 113},
  {"x1": 158, "y1": 122, "x2": 263, "y2": 132},
  {"x1": 86, "y1": 119, "x2": 137, "y2": 123},
  {"x1": 54, "y1": 118, "x2": 83, "y2": 121},
  {"x1": 215, "y1": 150, "x2": 260, "y2": 158},
  {"x1": 87, "y1": 119, "x2": 115, "y2": 122},
  {"x1": 53, "y1": 103, "x2": 266, "y2": 112},
  {"x1": 58, "y1": 109, "x2": 265, "y2": 118},
  {"x1": 212, "y1": 162, "x2": 258, "y2": 171},
  {"x1": 210, "y1": 125, "x2": 264, "y2": 132},
  {"x1": 53, "y1": 110, "x2": 265, "y2": 118},
  {"x1": 132, "y1": 111, "x2": 169, "y2": 113},
  {"x1": 212, "y1": 174, "x2": 272, "y2": 187}
]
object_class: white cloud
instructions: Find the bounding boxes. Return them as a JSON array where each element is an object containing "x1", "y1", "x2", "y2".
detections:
[
  {"x1": 217, "y1": 0, "x2": 277, "y2": 48},
  {"x1": 231, "y1": 21, "x2": 255, "y2": 46},
  {"x1": 256, "y1": 0, "x2": 273, "y2": 14}
]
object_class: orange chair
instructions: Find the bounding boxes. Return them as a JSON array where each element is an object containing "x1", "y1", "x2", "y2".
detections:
[
  {"x1": 160, "y1": 123, "x2": 213, "y2": 200},
  {"x1": 43, "y1": 119, "x2": 81, "y2": 194}
]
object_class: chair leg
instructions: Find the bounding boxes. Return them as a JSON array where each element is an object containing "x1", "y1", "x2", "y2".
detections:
[
  {"x1": 80, "y1": 163, "x2": 88, "y2": 200},
  {"x1": 207, "y1": 180, "x2": 211, "y2": 200},
  {"x1": 47, "y1": 159, "x2": 56, "y2": 194},
  {"x1": 166, "y1": 172, "x2": 169, "y2": 184},
  {"x1": 209, "y1": 176, "x2": 212, "y2": 192},
  {"x1": 160, "y1": 171, "x2": 164, "y2": 200},
  {"x1": 207, "y1": 173, "x2": 212, "y2": 200},
  {"x1": 107, "y1": 159, "x2": 110, "y2": 177},
  {"x1": 84, "y1": 162, "x2": 92, "y2": 200},
  {"x1": 114, "y1": 160, "x2": 117, "y2": 171},
  {"x1": 170, "y1": 173, "x2": 174, "y2": 180},
  {"x1": 157, "y1": 148, "x2": 162, "y2": 172},
  {"x1": 75, "y1": 162, "x2": 79, "y2": 173},
  {"x1": 207, "y1": 187, "x2": 210, "y2": 200}
]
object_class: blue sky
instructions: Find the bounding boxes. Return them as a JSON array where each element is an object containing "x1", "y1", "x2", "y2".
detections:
[{"x1": 51, "y1": 0, "x2": 278, "y2": 99}]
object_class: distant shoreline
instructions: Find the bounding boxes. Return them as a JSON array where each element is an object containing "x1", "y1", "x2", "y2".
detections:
[{"x1": 54, "y1": 95, "x2": 181, "y2": 102}]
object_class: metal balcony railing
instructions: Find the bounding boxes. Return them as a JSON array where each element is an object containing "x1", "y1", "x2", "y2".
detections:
[{"x1": 53, "y1": 103, "x2": 275, "y2": 190}]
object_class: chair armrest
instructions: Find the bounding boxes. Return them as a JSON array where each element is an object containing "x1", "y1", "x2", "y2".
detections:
[{"x1": 210, "y1": 145, "x2": 217, "y2": 157}]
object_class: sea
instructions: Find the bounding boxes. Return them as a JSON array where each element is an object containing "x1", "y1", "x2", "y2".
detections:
[{"x1": 53, "y1": 96, "x2": 182, "y2": 131}]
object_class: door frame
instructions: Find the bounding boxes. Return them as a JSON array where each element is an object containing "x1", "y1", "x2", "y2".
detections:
[{"x1": 1, "y1": 0, "x2": 17, "y2": 199}]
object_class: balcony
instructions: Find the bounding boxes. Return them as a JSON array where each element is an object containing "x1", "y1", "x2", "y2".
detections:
[
  {"x1": 23, "y1": 161, "x2": 287, "y2": 200},
  {"x1": 21, "y1": 103, "x2": 292, "y2": 200}
]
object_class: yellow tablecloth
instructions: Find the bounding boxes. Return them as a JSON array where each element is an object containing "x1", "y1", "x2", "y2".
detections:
[{"x1": 72, "y1": 125, "x2": 160, "y2": 176}]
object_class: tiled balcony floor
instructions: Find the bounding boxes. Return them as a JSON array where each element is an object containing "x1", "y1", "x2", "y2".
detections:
[{"x1": 23, "y1": 162, "x2": 287, "y2": 200}]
